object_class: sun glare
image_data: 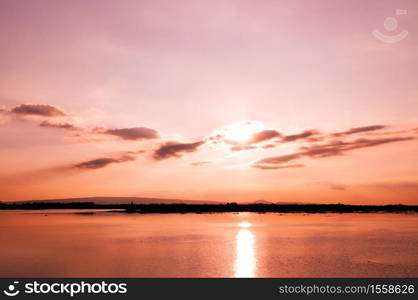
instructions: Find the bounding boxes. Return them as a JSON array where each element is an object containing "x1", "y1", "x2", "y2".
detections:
[
  {"x1": 239, "y1": 222, "x2": 252, "y2": 228},
  {"x1": 223, "y1": 121, "x2": 264, "y2": 144}
]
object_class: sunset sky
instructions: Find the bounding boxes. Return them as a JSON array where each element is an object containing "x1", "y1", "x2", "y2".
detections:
[{"x1": 1, "y1": 0, "x2": 417, "y2": 203}]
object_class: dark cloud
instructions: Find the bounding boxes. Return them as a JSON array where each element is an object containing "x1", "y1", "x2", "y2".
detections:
[
  {"x1": 10, "y1": 104, "x2": 67, "y2": 117},
  {"x1": 153, "y1": 140, "x2": 205, "y2": 160},
  {"x1": 247, "y1": 129, "x2": 281, "y2": 144},
  {"x1": 40, "y1": 120, "x2": 79, "y2": 130},
  {"x1": 282, "y1": 130, "x2": 318, "y2": 142},
  {"x1": 99, "y1": 127, "x2": 159, "y2": 140},
  {"x1": 332, "y1": 125, "x2": 386, "y2": 137},
  {"x1": 74, "y1": 155, "x2": 135, "y2": 170},
  {"x1": 253, "y1": 136, "x2": 415, "y2": 169}
]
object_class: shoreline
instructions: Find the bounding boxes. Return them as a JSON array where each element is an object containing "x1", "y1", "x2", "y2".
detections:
[{"x1": 1, "y1": 202, "x2": 418, "y2": 214}]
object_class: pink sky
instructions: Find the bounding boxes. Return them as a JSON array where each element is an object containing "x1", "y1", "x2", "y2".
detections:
[{"x1": 0, "y1": 0, "x2": 417, "y2": 203}]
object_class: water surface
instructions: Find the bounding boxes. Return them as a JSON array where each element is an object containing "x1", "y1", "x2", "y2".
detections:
[{"x1": 0, "y1": 210, "x2": 417, "y2": 277}]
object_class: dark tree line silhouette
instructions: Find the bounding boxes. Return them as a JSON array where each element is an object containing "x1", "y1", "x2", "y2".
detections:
[{"x1": 1, "y1": 201, "x2": 417, "y2": 214}]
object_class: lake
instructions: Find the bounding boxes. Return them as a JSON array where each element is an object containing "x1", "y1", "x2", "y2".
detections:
[{"x1": 0, "y1": 210, "x2": 417, "y2": 277}]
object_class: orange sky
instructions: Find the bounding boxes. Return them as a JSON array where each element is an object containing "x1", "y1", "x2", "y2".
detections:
[{"x1": 0, "y1": 0, "x2": 417, "y2": 204}]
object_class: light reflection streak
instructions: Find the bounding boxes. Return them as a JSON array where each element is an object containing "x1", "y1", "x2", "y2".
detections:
[{"x1": 234, "y1": 223, "x2": 256, "y2": 277}]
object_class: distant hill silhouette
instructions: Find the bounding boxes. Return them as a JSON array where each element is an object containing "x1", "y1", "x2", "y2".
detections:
[{"x1": 6, "y1": 196, "x2": 221, "y2": 205}]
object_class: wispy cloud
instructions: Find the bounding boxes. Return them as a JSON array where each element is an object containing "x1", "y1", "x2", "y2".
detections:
[
  {"x1": 363, "y1": 127, "x2": 418, "y2": 137},
  {"x1": 247, "y1": 129, "x2": 282, "y2": 144},
  {"x1": 365, "y1": 181, "x2": 418, "y2": 190},
  {"x1": 153, "y1": 140, "x2": 205, "y2": 160},
  {"x1": 230, "y1": 145, "x2": 257, "y2": 151},
  {"x1": 95, "y1": 127, "x2": 159, "y2": 140},
  {"x1": 4, "y1": 103, "x2": 161, "y2": 144},
  {"x1": 10, "y1": 104, "x2": 68, "y2": 117},
  {"x1": 190, "y1": 161, "x2": 212, "y2": 166},
  {"x1": 252, "y1": 163, "x2": 304, "y2": 170},
  {"x1": 300, "y1": 137, "x2": 414, "y2": 158},
  {"x1": 315, "y1": 181, "x2": 348, "y2": 191},
  {"x1": 3, "y1": 105, "x2": 417, "y2": 174},
  {"x1": 332, "y1": 125, "x2": 386, "y2": 137},
  {"x1": 282, "y1": 130, "x2": 319, "y2": 142},
  {"x1": 40, "y1": 120, "x2": 80, "y2": 130},
  {"x1": 255, "y1": 153, "x2": 302, "y2": 165},
  {"x1": 73, "y1": 155, "x2": 136, "y2": 170},
  {"x1": 253, "y1": 136, "x2": 415, "y2": 170}
]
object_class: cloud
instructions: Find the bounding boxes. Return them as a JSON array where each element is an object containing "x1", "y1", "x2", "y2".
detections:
[
  {"x1": 253, "y1": 136, "x2": 415, "y2": 169},
  {"x1": 363, "y1": 127, "x2": 418, "y2": 136},
  {"x1": 190, "y1": 161, "x2": 212, "y2": 166},
  {"x1": 262, "y1": 143, "x2": 277, "y2": 149},
  {"x1": 253, "y1": 164, "x2": 304, "y2": 170},
  {"x1": 282, "y1": 130, "x2": 318, "y2": 142},
  {"x1": 96, "y1": 127, "x2": 159, "y2": 140},
  {"x1": 10, "y1": 104, "x2": 67, "y2": 117},
  {"x1": 253, "y1": 153, "x2": 303, "y2": 170},
  {"x1": 153, "y1": 140, "x2": 205, "y2": 160},
  {"x1": 315, "y1": 181, "x2": 348, "y2": 191},
  {"x1": 365, "y1": 181, "x2": 418, "y2": 190},
  {"x1": 74, "y1": 155, "x2": 135, "y2": 170},
  {"x1": 209, "y1": 125, "x2": 320, "y2": 153},
  {"x1": 209, "y1": 124, "x2": 410, "y2": 155},
  {"x1": 300, "y1": 137, "x2": 415, "y2": 158},
  {"x1": 230, "y1": 145, "x2": 257, "y2": 151},
  {"x1": 332, "y1": 125, "x2": 386, "y2": 137},
  {"x1": 256, "y1": 153, "x2": 302, "y2": 165},
  {"x1": 208, "y1": 134, "x2": 225, "y2": 144},
  {"x1": 4, "y1": 103, "x2": 162, "y2": 146},
  {"x1": 329, "y1": 183, "x2": 347, "y2": 191},
  {"x1": 247, "y1": 129, "x2": 281, "y2": 144},
  {"x1": 40, "y1": 120, "x2": 80, "y2": 130}
]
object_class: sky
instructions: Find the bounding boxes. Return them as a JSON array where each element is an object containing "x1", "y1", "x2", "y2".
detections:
[{"x1": 0, "y1": 0, "x2": 417, "y2": 204}]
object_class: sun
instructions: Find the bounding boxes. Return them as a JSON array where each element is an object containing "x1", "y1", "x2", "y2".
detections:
[{"x1": 222, "y1": 121, "x2": 264, "y2": 144}]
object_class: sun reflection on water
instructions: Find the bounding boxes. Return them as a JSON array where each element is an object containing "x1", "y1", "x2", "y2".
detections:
[
  {"x1": 234, "y1": 223, "x2": 256, "y2": 278},
  {"x1": 238, "y1": 222, "x2": 252, "y2": 228}
]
